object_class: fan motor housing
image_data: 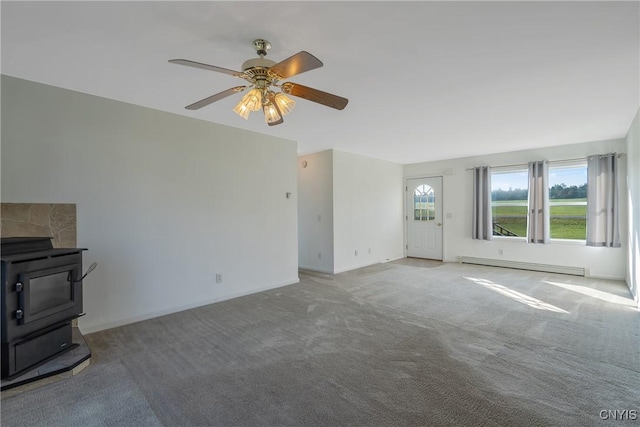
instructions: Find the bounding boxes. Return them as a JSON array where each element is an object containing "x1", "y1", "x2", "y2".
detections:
[{"x1": 241, "y1": 57, "x2": 276, "y2": 72}]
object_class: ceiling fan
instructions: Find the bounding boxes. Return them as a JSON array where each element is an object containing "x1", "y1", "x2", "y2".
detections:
[{"x1": 169, "y1": 39, "x2": 348, "y2": 126}]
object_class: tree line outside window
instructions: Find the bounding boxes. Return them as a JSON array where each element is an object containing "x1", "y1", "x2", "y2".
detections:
[{"x1": 492, "y1": 183, "x2": 587, "y2": 201}]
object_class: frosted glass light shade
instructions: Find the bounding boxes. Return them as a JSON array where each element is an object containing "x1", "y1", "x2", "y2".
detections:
[
  {"x1": 233, "y1": 101, "x2": 251, "y2": 120},
  {"x1": 263, "y1": 103, "x2": 282, "y2": 124},
  {"x1": 243, "y1": 89, "x2": 262, "y2": 112},
  {"x1": 274, "y1": 93, "x2": 295, "y2": 116}
]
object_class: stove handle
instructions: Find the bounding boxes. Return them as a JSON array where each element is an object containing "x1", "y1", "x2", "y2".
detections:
[{"x1": 75, "y1": 262, "x2": 97, "y2": 283}]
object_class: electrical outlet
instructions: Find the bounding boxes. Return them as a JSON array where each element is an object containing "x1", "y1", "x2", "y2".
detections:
[
  {"x1": 215, "y1": 273, "x2": 222, "y2": 283},
  {"x1": 498, "y1": 249, "x2": 504, "y2": 256},
  {"x1": 368, "y1": 248, "x2": 371, "y2": 254},
  {"x1": 355, "y1": 250, "x2": 358, "y2": 256},
  {"x1": 318, "y1": 252, "x2": 322, "y2": 259}
]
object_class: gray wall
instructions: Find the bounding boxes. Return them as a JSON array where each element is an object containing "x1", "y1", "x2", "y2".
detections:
[
  {"x1": 297, "y1": 150, "x2": 404, "y2": 274},
  {"x1": 297, "y1": 151, "x2": 334, "y2": 273},
  {"x1": 1, "y1": 75, "x2": 299, "y2": 333},
  {"x1": 332, "y1": 150, "x2": 404, "y2": 273}
]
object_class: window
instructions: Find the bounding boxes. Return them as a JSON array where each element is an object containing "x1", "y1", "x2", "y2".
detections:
[
  {"x1": 414, "y1": 184, "x2": 435, "y2": 221},
  {"x1": 489, "y1": 162, "x2": 588, "y2": 241},
  {"x1": 548, "y1": 163, "x2": 587, "y2": 240},
  {"x1": 491, "y1": 169, "x2": 528, "y2": 237}
]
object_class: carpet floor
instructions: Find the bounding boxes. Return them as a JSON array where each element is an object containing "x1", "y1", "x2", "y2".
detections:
[{"x1": 2, "y1": 261, "x2": 638, "y2": 426}]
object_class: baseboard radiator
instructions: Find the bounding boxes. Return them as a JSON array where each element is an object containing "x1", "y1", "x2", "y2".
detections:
[{"x1": 458, "y1": 256, "x2": 586, "y2": 276}]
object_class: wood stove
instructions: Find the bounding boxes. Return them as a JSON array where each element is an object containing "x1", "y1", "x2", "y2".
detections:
[{"x1": 1, "y1": 237, "x2": 87, "y2": 379}]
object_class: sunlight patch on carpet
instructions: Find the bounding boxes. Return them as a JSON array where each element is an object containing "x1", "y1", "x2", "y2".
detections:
[
  {"x1": 543, "y1": 280, "x2": 636, "y2": 308},
  {"x1": 464, "y1": 277, "x2": 569, "y2": 314}
]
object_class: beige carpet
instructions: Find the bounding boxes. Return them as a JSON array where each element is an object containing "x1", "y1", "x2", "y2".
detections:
[{"x1": 2, "y1": 261, "x2": 637, "y2": 426}]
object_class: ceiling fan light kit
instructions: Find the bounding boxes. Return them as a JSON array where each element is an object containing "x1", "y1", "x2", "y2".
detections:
[
  {"x1": 233, "y1": 88, "x2": 262, "y2": 119},
  {"x1": 274, "y1": 93, "x2": 295, "y2": 115},
  {"x1": 263, "y1": 101, "x2": 282, "y2": 124},
  {"x1": 169, "y1": 39, "x2": 348, "y2": 126}
]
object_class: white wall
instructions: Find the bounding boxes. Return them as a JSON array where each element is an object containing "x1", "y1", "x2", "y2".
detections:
[
  {"x1": 404, "y1": 139, "x2": 628, "y2": 280},
  {"x1": 1, "y1": 75, "x2": 299, "y2": 333},
  {"x1": 626, "y1": 108, "x2": 639, "y2": 306},
  {"x1": 297, "y1": 151, "x2": 334, "y2": 273},
  {"x1": 332, "y1": 150, "x2": 404, "y2": 273}
]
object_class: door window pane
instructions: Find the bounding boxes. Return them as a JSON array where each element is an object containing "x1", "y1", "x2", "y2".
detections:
[{"x1": 414, "y1": 185, "x2": 435, "y2": 221}]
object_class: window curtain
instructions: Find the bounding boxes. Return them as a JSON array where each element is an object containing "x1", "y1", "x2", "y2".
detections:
[
  {"x1": 528, "y1": 160, "x2": 550, "y2": 244},
  {"x1": 472, "y1": 166, "x2": 492, "y2": 240},
  {"x1": 586, "y1": 153, "x2": 621, "y2": 247}
]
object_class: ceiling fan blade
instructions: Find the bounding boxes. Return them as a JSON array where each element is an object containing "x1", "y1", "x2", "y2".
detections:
[
  {"x1": 268, "y1": 51, "x2": 323, "y2": 80},
  {"x1": 185, "y1": 86, "x2": 247, "y2": 110},
  {"x1": 281, "y1": 82, "x2": 348, "y2": 110},
  {"x1": 169, "y1": 59, "x2": 247, "y2": 79}
]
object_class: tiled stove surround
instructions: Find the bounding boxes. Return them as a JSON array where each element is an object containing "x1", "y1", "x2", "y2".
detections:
[{"x1": 0, "y1": 203, "x2": 76, "y2": 247}]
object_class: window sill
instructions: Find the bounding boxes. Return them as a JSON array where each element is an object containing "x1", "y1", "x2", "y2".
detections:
[
  {"x1": 550, "y1": 238, "x2": 586, "y2": 245},
  {"x1": 491, "y1": 236, "x2": 527, "y2": 243},
  {"x1": 490, "y1": 237, "x2": 587, "y2": 246}
]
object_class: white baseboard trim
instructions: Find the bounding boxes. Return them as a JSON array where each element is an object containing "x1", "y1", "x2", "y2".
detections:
[
  {"x1": 458, "y1": 256, "x2": 586, "y2": 276},
  {"x1": 298, "y1": 265, "x2": 334, "y2": 274},
  {"x1": 587, "y1": 273, "x2": 626, "y2": 281},
  {"x1": 383, "y1": 256, "x2": 407, "y2": 263},
  {"x1": 333, "y1": 256, "x2": 405, "y2": 274},
  {"x1": 79, "y1": 277, "x2": 300, "y2": 334},
  {"x1": 299, "y1": 256, "x2": 406, "y2": 275}
]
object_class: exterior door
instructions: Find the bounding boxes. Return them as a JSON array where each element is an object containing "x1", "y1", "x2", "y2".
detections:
[{"x1": 406, "y1": 177, "x2": 443, "y2": 260}]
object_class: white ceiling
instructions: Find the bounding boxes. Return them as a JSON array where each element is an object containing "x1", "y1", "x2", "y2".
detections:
[{"x1": 2, "y1": 1, "x2": 638, "y2": 164}]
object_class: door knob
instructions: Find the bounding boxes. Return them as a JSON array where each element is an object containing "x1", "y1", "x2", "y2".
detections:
[{"x1": 437, "y1": 223, "x2": 442, "y2": 226}]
